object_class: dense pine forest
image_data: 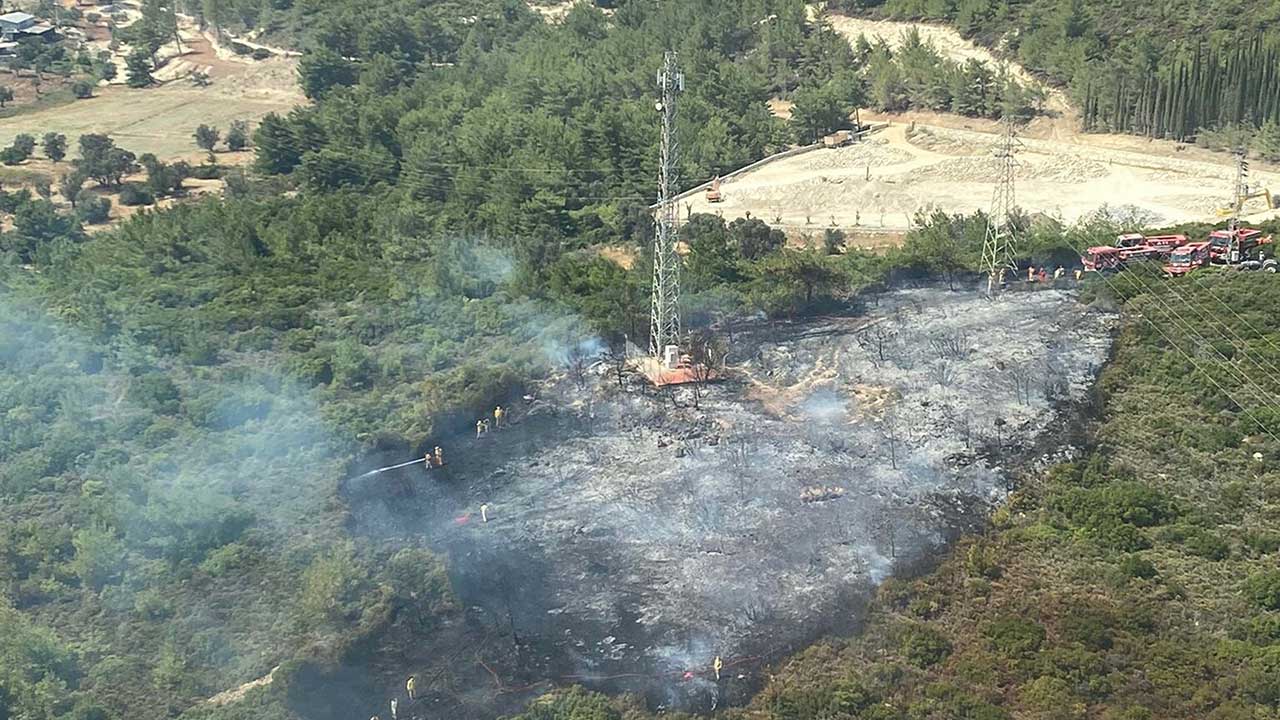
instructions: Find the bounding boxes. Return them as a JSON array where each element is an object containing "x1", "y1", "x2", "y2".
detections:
[
  {"x1": 1080, "y1": 38, "x2": 1280, "y2": 151},
  {"x1": 4, "y1": 2, "x2": 1280, "y2": 720}
]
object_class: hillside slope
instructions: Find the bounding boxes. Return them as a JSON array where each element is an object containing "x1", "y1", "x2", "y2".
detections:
[{"x1": 832, "y1": 0, "x2": 1280, "y2": 143}]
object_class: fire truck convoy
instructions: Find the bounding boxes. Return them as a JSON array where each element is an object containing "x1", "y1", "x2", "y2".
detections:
[{"x1": 1081, "y1": 229, "x2": 1275, "y2": 276}]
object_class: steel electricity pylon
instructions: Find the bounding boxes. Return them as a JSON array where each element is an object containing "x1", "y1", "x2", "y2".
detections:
[
  {"x1": 982, "y1": 112, "x2": 1020, "y2": 296},
  {"x1": 650, "y1": 50, "x2": 684, "y2": 358},
  {"x1": 1228, "y1": 147, "x2": 1249, "y2": 263}
]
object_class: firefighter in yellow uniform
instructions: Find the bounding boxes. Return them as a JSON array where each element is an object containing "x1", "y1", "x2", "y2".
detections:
[
  {"x1": 476, "y1": 420, "x2": 485, "y2": 439},
  {"x1": 494, "y1": 405, "x2": 505, "y2": 429},
  {"x1": 713, "y1": 656, "x2": 723, "y2": 680},
  {"x1": 406, "y1": 675, "x2": 417, "y2": 700},
  {"x1": 434, "y1": 446, "x2": 444, "y2": 467},
  {"x1": 1027, "y1": 266, "x2": 1035, "y2": 282}
]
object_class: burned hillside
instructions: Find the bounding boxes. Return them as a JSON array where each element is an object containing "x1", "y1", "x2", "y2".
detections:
[{"x1": 342, "y1": 287, "x2": 1116, "y2": 712}]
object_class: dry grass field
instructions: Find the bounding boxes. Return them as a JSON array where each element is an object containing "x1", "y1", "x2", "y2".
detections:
[{"x1": 0, "y1": 56, "x2": 302, "y2": 161}]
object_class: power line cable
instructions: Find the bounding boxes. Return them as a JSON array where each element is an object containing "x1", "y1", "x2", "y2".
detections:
[
  {"x1": 1187, "y1": 267, "x2": 1280, "y2": 363},
  {"x1": 1112, "y1": 260, "x2": 1280, "y2": 392},
  {"x1": 1086, "y1": 242, "x2": 1280, "y2": 415},
  {"x1": 1056, "y1": 243, "x2": 1280, "y2": 442}
]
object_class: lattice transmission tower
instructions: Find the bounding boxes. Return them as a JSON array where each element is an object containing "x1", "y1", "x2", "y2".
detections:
[
  {"x1": 982, "y1": 112, "x2": 1020, "y2": 296},
  {"x1": 650, "y1": 50, "x2": 684, "y2": 358},
  {"x1": 1228, "y1": 147, "x2": 1249, "y2": 262}
]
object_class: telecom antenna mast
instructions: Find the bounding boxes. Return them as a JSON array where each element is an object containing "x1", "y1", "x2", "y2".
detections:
[
  {"x1": 982, "y1": 111, "x2": 1019, "y2": 296},
  {"x1": 650, "y1": 50, "x2": 684, "y2": 359}
]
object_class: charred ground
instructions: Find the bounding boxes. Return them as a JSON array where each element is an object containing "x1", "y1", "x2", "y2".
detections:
[{"x1": 339, "y1": 286, "x2": 1115, "y2": 716}]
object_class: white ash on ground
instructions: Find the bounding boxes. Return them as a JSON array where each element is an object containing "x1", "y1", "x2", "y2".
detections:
[{"x1": 345, "y1": 286, "x2": 1115, "y2": 709}]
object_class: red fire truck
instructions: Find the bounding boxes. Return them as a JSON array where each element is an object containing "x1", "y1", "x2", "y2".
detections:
[
  {"x1": 1207, "y1": 228, "x2": 1272, "y2": 263},
  {"x1": 1164, "y1": 241, "x2": 1213, "y2": 276}
]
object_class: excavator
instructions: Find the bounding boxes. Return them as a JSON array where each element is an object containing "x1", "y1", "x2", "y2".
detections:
[
  {"x1": 1215, "y1": 186, "x2": 1276, "y2": 218},
  {"x1": 705, "y1": 175, "x2": 723, "y2": 203}
]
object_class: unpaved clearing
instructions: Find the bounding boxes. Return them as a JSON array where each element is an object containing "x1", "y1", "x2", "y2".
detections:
[
  {"x1": 688, "y1": 120, "x2": 1280, "y2": 233},
  {"x1": 527, "y1": 0, "x2": 613, "y2": 22},
  {"x1": 698, "y1": 14, "x2": 1280, "y2": 234},
  {"x1": 0, "y1": 1, "x2": 303, "y2": 162},
  {"x1": 527, "y1": 0, "x2": 575, "y2": 21},
  {"x1": 0, "y1": 73, "x2": 299, "y2": 160}
]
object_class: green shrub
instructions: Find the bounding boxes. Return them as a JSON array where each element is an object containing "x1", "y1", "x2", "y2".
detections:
[
  {"x1": 133, "y1": 588, "x2": 172, "y2": 619},
  {"x1": 75, "y1": 194, "x2": 111, "y2": 224},
  {"x1": 140, "y1": 417, "x2": 180, "y2": 446},
  {"x1": 1183, "y1": 529, "x2": 1230, "y2": 560},
  {"x1": 877, "y1": 577, "x2": 914, "y2": 610},
  {"x1": 1051, "y1": 481, "x2": 1178, "y2": 529},
  {"x1": 330, "y1": 339, "x2": 376, "y2": 389},
  {"x1": 188, "y1": 162, "x2": 221, "y2": 180},
  {"x1": 1220, "y1": 480, "x2": 1249, "y2": 509},
  {"x1": 1205, "y1": 702, "x2": 1258, "y2": 720},
  {"x1": 1038, "y1": 646, "x2": 1110, "y2": 699},
  {"x1": 1059, "y1": 605, "x2": 1113, "y2": 651},
  {"x1": 1019, "y1": 676, "x2": 1084, "y2": 719},
  {"x1": 896, "y1": 622, "x2": 953, "y2": 668},
  {"x1": 913, "y1": 683, "x2": 1010, "y2": 720},
  {"x1": 70, "y1": 526, "x2": 125, "y2": 590},
  {"x1": 763, "y1": 678, "x2": 874, "y2": 720},
  {"x1": 382, "y1": 548, "x2": 454, "y2": 626},
  {"x1": 1244, "y1": 530, "x2": 1280, "y2": 555},
  {"x1": 199, "y1": 542, "x2": 251, "y2": 577},
  {"x1": 906, "y1": 591, "x2": 945, "y2": 619},
  {"x1": 297, "y1": 543, "x2": 364, "y2": 626},
  {"x1": 1051, "y1": 481, "x2": 1178, "y2": 551},
  {"x1": 1101, "y1": 707, "x2": 1153, "y2": 720},
  {"x1": 1240, "y1": 614, "x2": 1280, "y2": 644},
  {"x1": 1119, "y1": 554, "x2": 1158, "y2": 579},
  {"x1": 0, "y1": 144, "x2": 28, "y2": 165},
  {"x1": 69, "y1": 701, "x2": 109, "y2": 720},
  {"x1": 1245, "y1": 570, "x2": 1280, "y2": 610},
  {"x1": 965, "y1": 542, "x2": 1002, "y2": 579},
  {"x1": 12, "y1": 133, "x2": 35, "y2": 156},
  {"x1": 514, "y1": 687, "x2": 620, "y2": 720},
  {"x1": 125, "y1": 373, "x2": 181, "y2": 415},
  {"x1": 1240, "y1": 646, "x2": 1280, "y2": 705},
  {"x1": 117, "y1": 183, "x2": 154, "y2": 206},
  {"x1": 986, "y1": 617, "x2": 1046, "y2": 656},
  {"x1": 180, "y1": 331, "x2": 220, "y2": 366},
  {"x1": 1091, "y1": 520, "x2": 1150, "y2": 552}
]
